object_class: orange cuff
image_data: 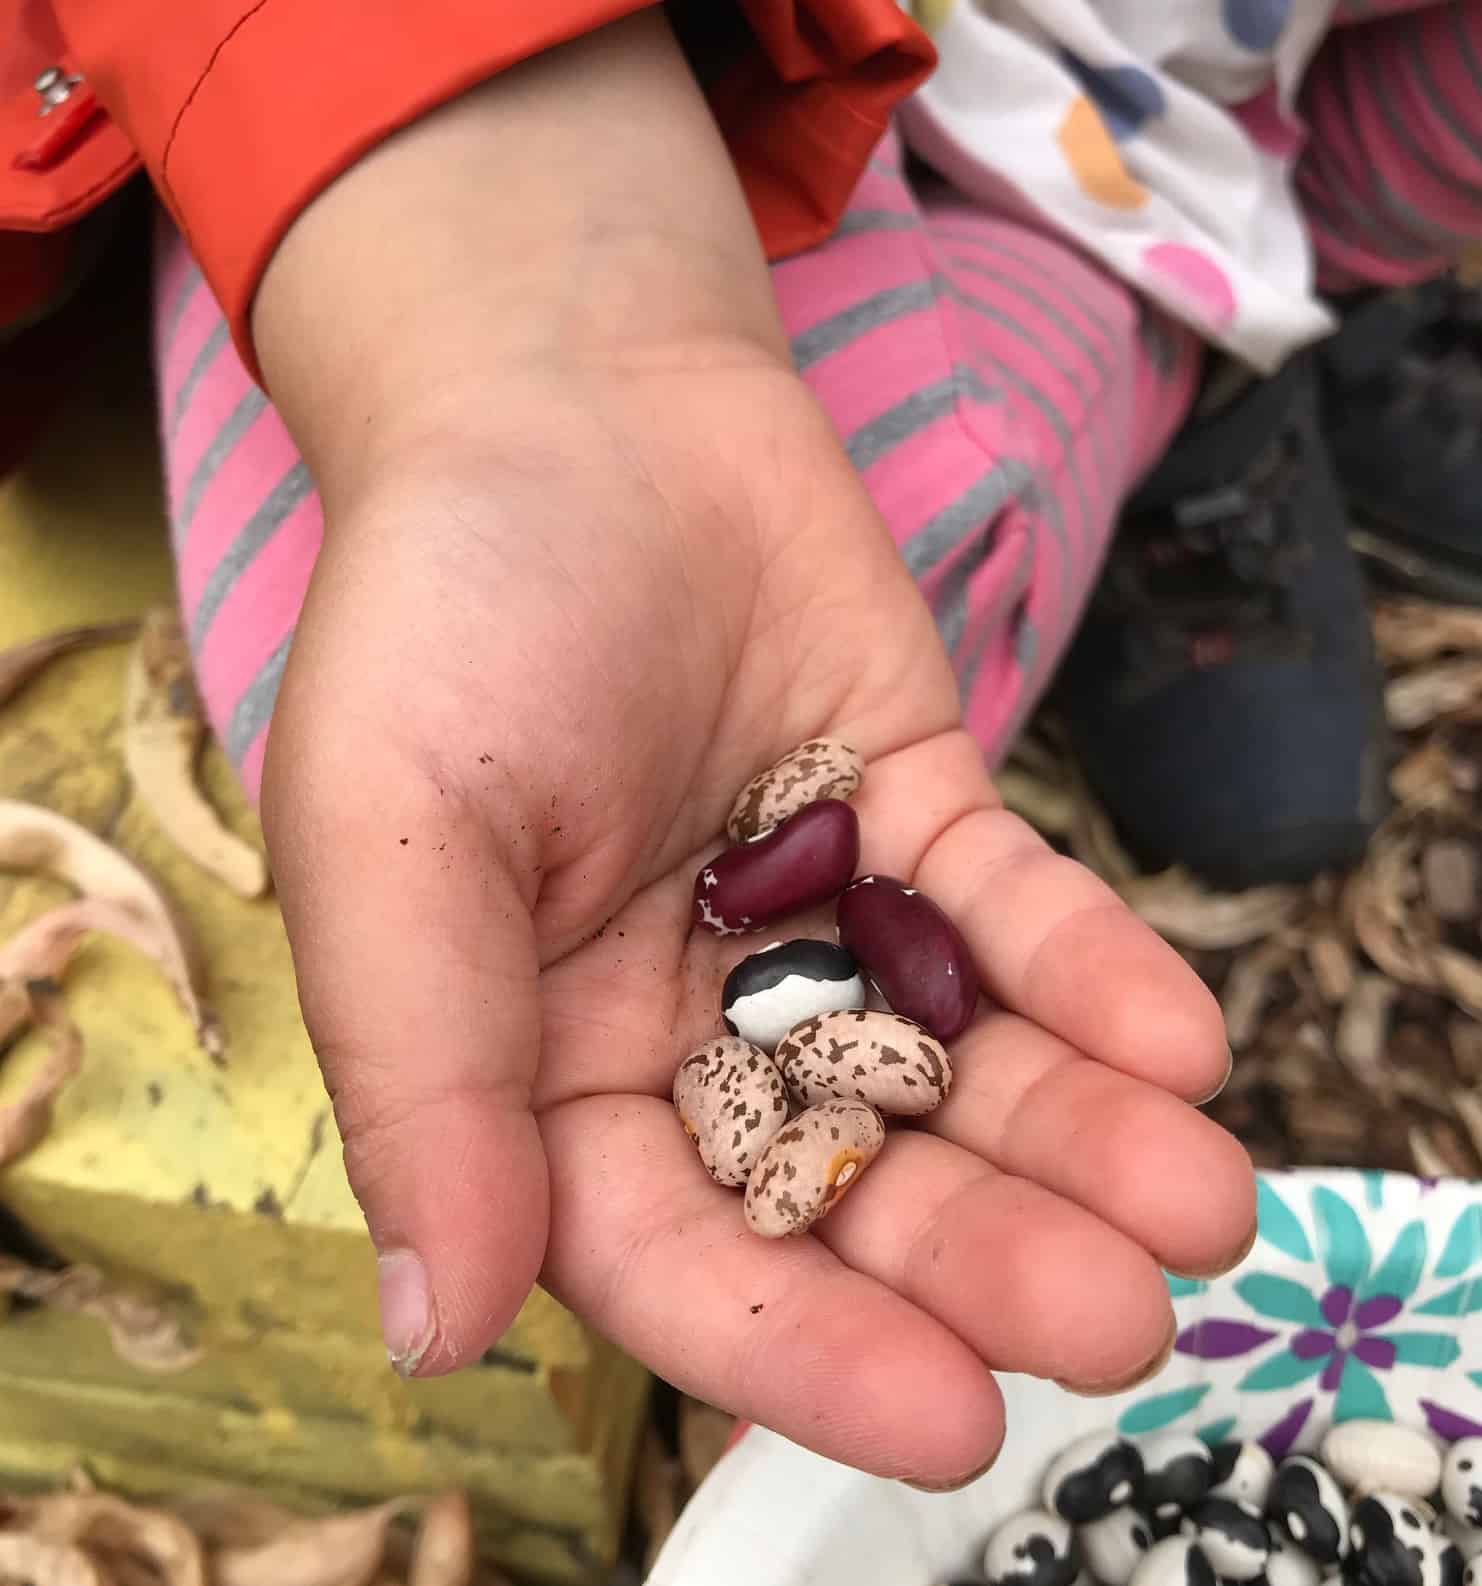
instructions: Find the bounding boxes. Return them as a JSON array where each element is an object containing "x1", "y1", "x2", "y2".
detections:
[{"x1": 52, "y1": 0, "x2": 933, "y2": 381}]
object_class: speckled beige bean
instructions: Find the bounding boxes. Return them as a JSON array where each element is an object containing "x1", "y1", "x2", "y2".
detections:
[
  {"x1": 726, "y1": 738, "x2": 864, "y2": 843},
  {"x1": 776, "y1": 1007, "x2": 953, "y2": 1117},
  {"x1": 743, "y1": 1099, "x2": 884, "y2": 1237},
  {"x1": 673, "y1": 1036, "x2": 790, "y2": 1187}
]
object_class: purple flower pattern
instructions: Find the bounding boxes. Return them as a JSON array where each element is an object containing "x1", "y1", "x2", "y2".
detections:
[{"x1": 1115, "y1": 1175, "x2": 1482, "y2": 1451}]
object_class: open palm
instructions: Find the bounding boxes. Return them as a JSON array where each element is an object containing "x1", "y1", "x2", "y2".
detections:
[{"x1": 259, "y1": 355, "x2": 1254, "y2": 1487}]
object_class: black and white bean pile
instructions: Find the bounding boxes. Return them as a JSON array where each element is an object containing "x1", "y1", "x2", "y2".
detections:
[
  {"x1": 675, "y1": 739, "x2": 982, "y2": 1239},
  {"x1": 931, "y1": 1423, "x2": 1482, "y2": 1586}
]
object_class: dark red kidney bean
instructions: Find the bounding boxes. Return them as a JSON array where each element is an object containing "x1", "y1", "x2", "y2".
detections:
[
  {"x1": 835, "y1": 874, "x2": 980, "y2": 1041},
  {"x1": 693, "y1": 799, "x2": 860, "y2": 936}
]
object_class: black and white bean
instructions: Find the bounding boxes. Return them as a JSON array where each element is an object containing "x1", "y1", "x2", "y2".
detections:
[
  {"x1": 1445, "y1": 1441, "x2": 1482, "y2": 1531},
  {"x1": 1348, "y1": 1494, "x2": 1444, "y2": 1586},
  {"x1": 1267, "y1": 1526, "x2": 1324, "y2": 1586},
  {"x1": 1140, "y1": 1434, "x2": 1214, "y2": 1525},
  {"x1": 1077, "y1": 1508, "x2": 1155, "y2": 1586},
  {"x1": 982, "y1": 1510, "x2": 1082, "y2": 1586},
  {"x1": 1185, "y1": 1497, "x2": 1269, "y2": 1580},
  {"x1": 1208, "y1": 1441, "x2": 1276, "y2": 1510},
  {"x1": 1127, "y1": 1537, "x2": 1214, "y2": 1586},
  {"x1": 1270, "y1": 1455, "x2": 1349, "y2": 1564},
  {"x1": 720, "y1": 938, "x2": 866, "y2": 1053},
  {"x1": 1044, "y1": 1433, "x2": 1146, "y2": 1525},
  {"x1": 1444, "y1": 1517, "x2": 1482, "y2": 1563}
]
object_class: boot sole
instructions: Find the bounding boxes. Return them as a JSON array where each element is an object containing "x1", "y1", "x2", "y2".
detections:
[{"x1": 1349, "y1": 520, "x2": 1482, "y2": 608}]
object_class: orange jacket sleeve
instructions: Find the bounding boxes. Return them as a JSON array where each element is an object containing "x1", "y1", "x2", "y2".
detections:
[{"x1": 43, "y1": 0, "x2": 933, "y2": 380}]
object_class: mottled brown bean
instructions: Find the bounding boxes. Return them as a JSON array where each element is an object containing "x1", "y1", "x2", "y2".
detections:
[
  {"x1": 743, "y1": 1098, "x2": 884, "y2": 1237},
  {"x1": 776, "y1": 1007, "x2": 953, "y2": 1116},
  {"x1": 726, "y1": 738, "x2": 864, "y2": 843},
  {"x1": 836, "y1": 874, "x2": 980, "y2": 1041},
  {"x1": 673, "y1": 1037, "x2": 790, "y2": 1187},
  {"x1": 693, "y1": 799, "x2": 860, "y2": 936}
]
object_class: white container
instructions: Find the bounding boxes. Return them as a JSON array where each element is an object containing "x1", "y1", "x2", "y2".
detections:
[{"x1": 650, "y1": 1170, "x2": 1482, "y2": 1585}]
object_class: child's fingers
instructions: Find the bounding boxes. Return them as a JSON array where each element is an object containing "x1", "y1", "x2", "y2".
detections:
[
  {"x1": 262, "y1": 730, "x2": 549, "y2": 1378},
  {"x1": 925, "y1": 1009, "x2": 1257, "y2": 1278},
  {"x1": 810, "y1": 1128, "x2": 1176, "y2": 1392},
  {"x1": 850, "y1": 733, "x2": 1230, "y2": 1105},
  {"x1": 541, "y1": 1094, "x2": 1007, "y2": 1489}
]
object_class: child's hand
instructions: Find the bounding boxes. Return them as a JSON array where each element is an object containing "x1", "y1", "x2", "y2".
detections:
[{"x1": 250, "y1": 11, "x2": 1254, "y2": 1486}]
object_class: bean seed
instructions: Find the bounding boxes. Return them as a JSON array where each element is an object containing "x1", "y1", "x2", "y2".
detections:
[
  {"x1": 1323, "y1": 1421, "x2": 1441, "y2": 1502},
  {"x1": 836, "y1": 874, "x2": 980, "y2": 1040},
  {"x1": 721, "y1": 938, "x2": 867, "y2": 1053},
  {"x1": 693, "y1": 799, "x2": 860, "y2": 937},
  {"x1": 726, "y1": 738, "x2": 864, "y2": 843},
  {"x1": 776, "y1": 1007, "x2": 952, "y2": 1117},
  {"x1": 743, "y1": 1099, "x2": 883, "y2": 1237},
  {"x1": 673, "y1": 1037, "x2": 789, "y2": 1187}
]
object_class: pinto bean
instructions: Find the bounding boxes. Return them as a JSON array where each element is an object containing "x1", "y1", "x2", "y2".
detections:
[
  {"x1": 775, "y1": 1007, "x2": 952, "y2": 1116},
  {"x1": 742, "y1": 1098, "x2": 884, "y2": 1237},
  {"x1": 726, "y1": 738, "x2": 864, "y2": 843},
  {"x1": 672, "y1": 1036, "x2": 790, "y2": 1187}
]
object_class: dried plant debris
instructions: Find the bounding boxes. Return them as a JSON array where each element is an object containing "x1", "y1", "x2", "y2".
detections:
[
  {"x1": 124, "y1": 609, "x2": 268, "y2": 900},
  {"x1": 212, "y1": 1501, "x2": 412, "y2": 1586},
  {"x1": 0, "y1": 1483, "x2": 488, "y2": 1586},
  {"x1": 0, "y1": 1254, "x2": 202, "y2": 1373},
  {"x1": 1120, "y1": 869, "x2": 1304, "y2": 950},
  {"x1": 15, "y1": 1491, "x2": 206, "y2": 1586},
  {"x1": 0, "y1": 621, "x2": 138, "y2": 708},
  {"x1": 0, "y1": 981, "x2": 83, "y2": 1166},
  {"x1": 0, "y1": 801, "x2": 221, "y2": 1058},
  {"x1": 0, "y1": 1532, "x2": 112, "y2": 1585},
  {"x1": 996, "y1": 598, "x2": 1482, "y2": 1178}
]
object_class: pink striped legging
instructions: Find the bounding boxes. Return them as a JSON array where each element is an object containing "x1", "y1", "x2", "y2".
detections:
[{"x1": 154, "y1": 3, "x2": 1482, "y2": 805}]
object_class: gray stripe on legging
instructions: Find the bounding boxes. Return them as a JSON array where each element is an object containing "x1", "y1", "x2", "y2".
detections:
[
  {"x1": 832, "y1": 208, "x2": 925, "y2": 238},
  {"x1": 1356, "y1": 42, "x2": 1480, "y2": 250},
  {"x1": 191, "y1": 461, "x2": 314, "y2": 650},
  {"x1": 1358, "y1": 31, "x2": 1456, "y2": 192},
  {"x1": 901, "y1": 460, "x2": 1031, "y2": 581},
  {"x1": 943, "y1": 275, "x2": 1116, "y2": 542},
  {"x1": 935, "y1": 230, "x2": 1130, "y2": 549},
  {"x1": 952, "y1": 527, "x2": 1039, "y2": 711},
  {"x1": 971, "y1": 348, "x2": 1084, "y2": 576},
  {"x1": 944, "y1": 251, "x2": 1113, "y2": 379},
  {"x1": 1015, "y1": 614, "x2": 1039, "y2": 672},
  {"x1": 791, "y1": 278, "x2": 943, "y2": 371},
  {"x1": 1404, "y1": 26, "x2": 1482, "y2": 172},
  {"x1": 958, "y1": 469, "x2": 1065, "y2": 705},
  {"x1": 846, "y1": 367, "x2": 1000, "y2": 473},
  {"x1": 169, "y1": 322, "x2": 229, "y2": 437},
  {"x1": 225, "y1": 631, "x2": 293, "y2": 766},
  {"x1": 929, "y1": 229, "x2": 1118, "y2": 365},
  {"x1": 176, "y1": 389, "x2": 269, "y2": 537},
  {"x1": 932, "y1": 459, "x2": 1037, "y2": 657},
  {"x1": 159, "y1": 264, "x2": 204, "y2": 357},
  {"x1": 1299, "y1": 183, "x2": 1436, "y2": 265},
  {"x1": 1455, "y1": 5, "x2": 1482, "y2": 99}
]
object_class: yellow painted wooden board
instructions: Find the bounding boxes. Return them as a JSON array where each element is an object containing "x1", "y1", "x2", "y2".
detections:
[
  {"x1": 0, "y1": 1301, "x2": 634, "y2": 1452},
  {"x1": 0, "y1": 308, "x2": 647, "y2": 1579},
  {"x1": 0, "y1": 1367, "x2": 646, "y2": 1557}
]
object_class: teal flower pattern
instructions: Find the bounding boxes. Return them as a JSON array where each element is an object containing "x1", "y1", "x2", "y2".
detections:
[{"x1": 1115, "y1": 1173, "x2": 1482, "y2": 1455}]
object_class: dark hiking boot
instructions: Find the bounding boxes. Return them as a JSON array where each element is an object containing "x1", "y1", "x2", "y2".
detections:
[
  {"x1": 1052, "y1": 352, "x2": 1391, "y2": 889},
  {"x1": 1322, "y1": 277, "x2": 1482, "y2": 604}
]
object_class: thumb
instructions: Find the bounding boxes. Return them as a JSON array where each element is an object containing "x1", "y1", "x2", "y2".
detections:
[{"x1": 262, "y1": 743, "x2": 548, "y2": 1376}]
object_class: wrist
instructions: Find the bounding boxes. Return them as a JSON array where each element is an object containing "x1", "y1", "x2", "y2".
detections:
[{"x1": 250, "y1": 8, "x2": 786, "y2": 508}]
